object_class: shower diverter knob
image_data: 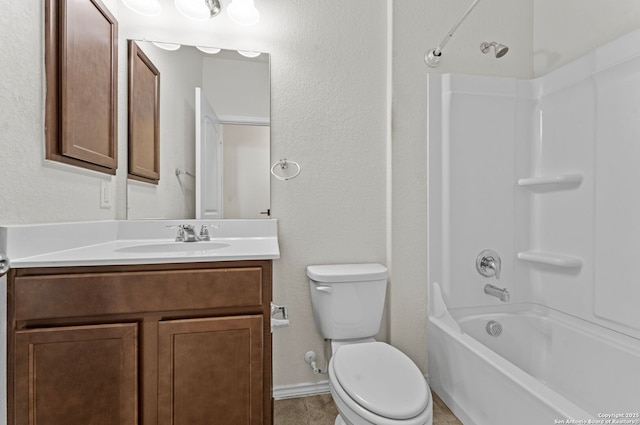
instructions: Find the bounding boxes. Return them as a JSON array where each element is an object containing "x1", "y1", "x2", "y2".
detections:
[{"x1": 476, "y1": 250, "x2": 501, "y2": 279}]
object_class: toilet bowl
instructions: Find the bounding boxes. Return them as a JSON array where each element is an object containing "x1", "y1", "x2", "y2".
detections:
[
  {"x1": 329, "y1": 341, "x2": 433, "y2": 425},
  {"x1": 307, "y1": 264, "x2": 433, "y2": 425}
]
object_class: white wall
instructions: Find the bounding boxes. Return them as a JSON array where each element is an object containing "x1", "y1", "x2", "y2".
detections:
[
  {"x1": 203, "y1": 56, "x2": 269, "y2": 120},
  {"x1": 533, "y1": 0, "x2": 640, "y2": 76},
  {"x1": 222, "y1": 124, "x2": 270, "y2": 218}
]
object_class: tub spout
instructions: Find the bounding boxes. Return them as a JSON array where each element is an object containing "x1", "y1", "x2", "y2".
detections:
[{"x1": 484, "y1": 284, "x2": 510, "y2": 302}]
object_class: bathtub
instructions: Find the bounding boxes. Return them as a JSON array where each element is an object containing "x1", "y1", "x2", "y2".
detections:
[{"x1": 428, "y1": 284, "x2": 640, "y2": 425}]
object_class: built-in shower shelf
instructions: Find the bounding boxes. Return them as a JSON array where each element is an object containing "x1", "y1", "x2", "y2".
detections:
[
  {"x1": 517, "y1": 251, "x2": 583, "y2": 268},
  {"x1": 517, "y1": 174, "x2": 583, "y2": 192}
]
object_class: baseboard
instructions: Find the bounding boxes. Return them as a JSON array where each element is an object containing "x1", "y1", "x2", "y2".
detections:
[
  {"x1": 273, "y1": 374, "x2": 430, "y2": 401},
  {"x1": 272, "y1": 380, "x2": 330, "y2": 400}
]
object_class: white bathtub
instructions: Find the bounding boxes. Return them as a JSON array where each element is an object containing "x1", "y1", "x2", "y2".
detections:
[{"x1": 428, "y1": 285, "x2": 640, "y2": 425}]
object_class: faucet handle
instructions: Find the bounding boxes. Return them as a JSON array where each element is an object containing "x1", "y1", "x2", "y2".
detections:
[
  {"x1": 166, "y1": 225, "x2": 185, "y2": 242},
  {"x1": 198, "y1": 224, "x2": 220, "y2": 241},
  {"x1": 476, "y1": 250, "x2": 501, "y2": 279}
]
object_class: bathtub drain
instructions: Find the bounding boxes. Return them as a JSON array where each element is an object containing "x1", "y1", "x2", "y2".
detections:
[{"x1": 486, "y1": 320, "x2": 503, "y2": 337}]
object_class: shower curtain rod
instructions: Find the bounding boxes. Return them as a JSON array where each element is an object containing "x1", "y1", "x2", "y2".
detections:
[{"x1": 425, "y1": 0, "x2": 482, "y2": 67}]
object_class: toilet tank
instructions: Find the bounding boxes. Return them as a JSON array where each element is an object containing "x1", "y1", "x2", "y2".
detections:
[{"x1": 307, "y1": 263, "x2": 388, "y2": 340}]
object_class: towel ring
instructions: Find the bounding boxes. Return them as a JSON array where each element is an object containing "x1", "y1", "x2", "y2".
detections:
[{"x1": 271, "y1": 159, "x2": 301, "y2": 181}]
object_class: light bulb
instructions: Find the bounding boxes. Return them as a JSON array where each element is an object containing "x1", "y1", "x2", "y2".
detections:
[
  {"x1": 237, "y1": 50, "x2": 261, "y2": 58},
  {"x1": 152, "y1": 42, "x2": 181, "y2": 51},
  {"x1": 196, "y1": 46, "x2": 222, "y2": 54},
  {"x1": 227, "y1": 0, "x2": 260, "y2": 26},
  {"x1": 175, "y1": 0, "x2": 212, "y2": 21}
]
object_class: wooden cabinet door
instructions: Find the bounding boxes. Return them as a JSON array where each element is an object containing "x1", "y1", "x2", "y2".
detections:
[
  {"x1": 128, "y1": 40, "x2": 160, "y2": 184},
  {"x1": 158, "y1": 315, "x2": 263, "y2": 425},
  {"x1": 14, "y1": 323, "x2": 138, "y2": 425},
  {"x1": 45, "y1": 0, "x2": 118, "y2": 174}
]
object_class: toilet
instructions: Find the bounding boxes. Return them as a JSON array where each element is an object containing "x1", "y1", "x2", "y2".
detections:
[{"x1": 307, "y1": 263, "x2": 433, "y2": 425}]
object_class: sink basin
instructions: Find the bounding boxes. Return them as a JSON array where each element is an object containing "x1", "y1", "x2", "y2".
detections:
[{"x1": 115, "y1": 242, "x2": 230, "y2": 253}]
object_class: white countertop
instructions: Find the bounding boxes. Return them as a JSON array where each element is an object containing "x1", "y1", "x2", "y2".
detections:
[{"x1": 0, "y1": 219, "x2": 279, "y2": 268}]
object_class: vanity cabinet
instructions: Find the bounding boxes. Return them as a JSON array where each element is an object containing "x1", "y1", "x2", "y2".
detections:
[
  {"x1": 14, "y1": 323, "x2": 138, "y2": 425},
  {"x1": 7, "y1": 260, "x2": 273, "y2": 425}
]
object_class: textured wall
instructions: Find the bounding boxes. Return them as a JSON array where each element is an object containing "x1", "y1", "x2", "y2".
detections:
[{"x1": 0, "y1": 1, "x2": 123, "y2": 224}]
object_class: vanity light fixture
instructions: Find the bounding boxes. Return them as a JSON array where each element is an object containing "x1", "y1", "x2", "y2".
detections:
[
  {"x1": 227, "y1": 0, "x2": 260, "y2": 26},
  {"x1": 196, "y1": 46, "x2": 222, "y2": 54},
  {"x1": 152, "y1": 42, "x2": 182, "y2": 51},
  {"x1": 122, "y1": 0, "x2": 259, "y2": 25},
  {"x1": 122, "y1": 0, "x2": 161, "y2": 16},
  {"x1": 175, "y1": 0, "x2": 221, "y2": 20},
  {"x1": 237, "y1": 50, "x2": 261, "y2": 58}
]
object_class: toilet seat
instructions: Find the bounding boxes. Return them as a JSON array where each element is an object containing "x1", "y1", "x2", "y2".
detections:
[{"x1": 332, "y1": 342, "x2": 430, "y2": 421}]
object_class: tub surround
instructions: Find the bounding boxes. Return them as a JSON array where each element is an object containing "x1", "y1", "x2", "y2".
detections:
[
  {"x1": 0, "y1": 219, "x2": 279, "y2": 268},
  {"x1": 428, "y1": 27, "x2": 640, "y2": 340},
  {"x1": 427, "y1": 28, "x2": 640, "y2": 422}
]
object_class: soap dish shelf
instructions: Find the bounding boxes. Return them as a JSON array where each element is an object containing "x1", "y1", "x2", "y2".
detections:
[
  {"x1": 517, "y1": 174, "x2": 583, "y2": 192},
  {"x1": 517, "y1": 251, "x2": 583, "y2": 269}
]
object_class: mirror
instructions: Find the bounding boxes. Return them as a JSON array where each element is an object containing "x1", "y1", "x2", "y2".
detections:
[{"x1": 126, "y1": 40, "x2": 270, "y2": 220}]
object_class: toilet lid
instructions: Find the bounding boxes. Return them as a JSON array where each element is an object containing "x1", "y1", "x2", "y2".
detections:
[{"x1": 333, "y1": 342, "x2": 429, "y2": 420}]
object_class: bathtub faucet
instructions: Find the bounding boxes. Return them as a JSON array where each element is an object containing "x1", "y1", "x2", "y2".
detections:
[{"x1": 484, "y1": 284, "x2": 510, "y2": 302}]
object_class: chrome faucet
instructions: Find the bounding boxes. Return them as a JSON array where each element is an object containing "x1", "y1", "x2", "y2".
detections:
[
  {"x1": 183, "y1": 225, "x2": 200, "y2": 242},
  {"x1": 484, "y1": 284, "x2": 510, "y2": 302},
  {"x1": 198, "y1": 224, "x2": 219, "y2": 241},
  {"x1": 167, "y1": 224, "x2": 220, "y2": 242},
  {"x1": 476, "y1": 250, "x2": 501, "y2": 279}
]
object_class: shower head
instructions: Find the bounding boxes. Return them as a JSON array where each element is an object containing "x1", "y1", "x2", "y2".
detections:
[{"x1": 481, "y1": 41, "x2": 509, "y2": 58}]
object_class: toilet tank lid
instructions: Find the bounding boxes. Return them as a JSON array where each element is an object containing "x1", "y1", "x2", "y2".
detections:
[{"x1": 306, "y1": 263, "x2": 388, "y2": 283}]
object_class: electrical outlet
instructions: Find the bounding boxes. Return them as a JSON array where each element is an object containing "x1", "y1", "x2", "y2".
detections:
[{"x1": 100, "y1": 181, "x2": 112, "y2": 209}]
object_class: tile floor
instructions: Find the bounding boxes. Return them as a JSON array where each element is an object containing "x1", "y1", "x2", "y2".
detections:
[{"x1": 274, "y1": 391, "x2": 462, "y2": 425}]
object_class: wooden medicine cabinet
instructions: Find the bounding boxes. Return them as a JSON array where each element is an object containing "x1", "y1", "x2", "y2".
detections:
[
  {"x1": 45, "y1": 0, "x2": 118, "y2": 174},
  {"x1": 128, "y1": 41, "x2": 161, "y2": 184}
]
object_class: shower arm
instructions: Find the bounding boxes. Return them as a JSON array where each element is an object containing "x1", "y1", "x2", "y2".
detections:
[{"x1": 426, "y1": 0, "x2": 481, "y2": 65}]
